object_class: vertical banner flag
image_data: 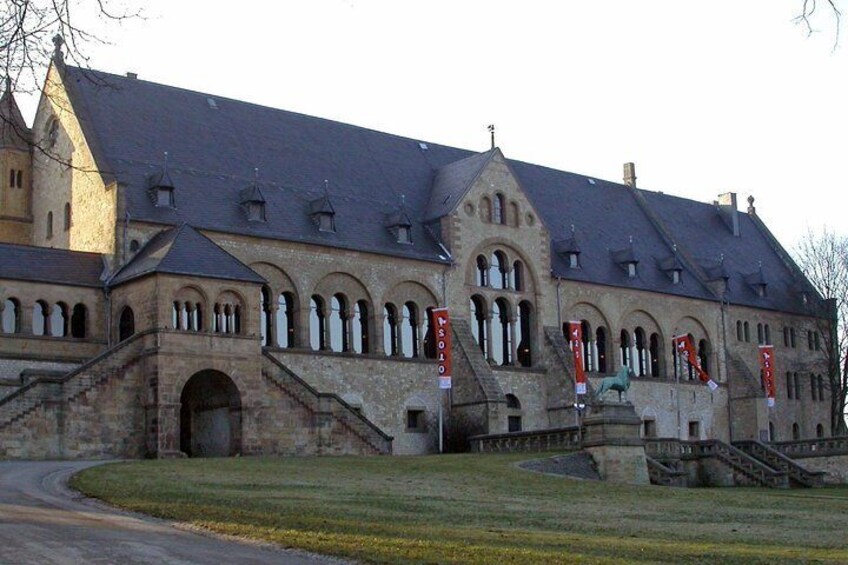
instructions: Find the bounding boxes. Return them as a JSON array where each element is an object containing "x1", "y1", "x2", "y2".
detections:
[
  {"x1": 568, "y1": 321, "x2": 587, "y2": 395},
  {"x1": 759, "y1": 345, "x2": 776, "y2": 408},
  {"x1": 431, "y1": 308, "x2": 452, "y2": 390},
  {"x1": 672, "y1": 334, "x2": 719, "y2": 391}
]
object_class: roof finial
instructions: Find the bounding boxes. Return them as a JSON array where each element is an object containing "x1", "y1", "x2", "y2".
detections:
[
  {"x1": 323, "y1": 179, "x2": 330, "y2": 197},
  {"x1": 401, "y1": 194, "x2": 406, "y2": 207},
  {"x1": 570, "y1": 224, "x2": 576, "y2": 235},
  {"x1": 719, "y1": 253, "x2": 724, "y2": 264},
  {"x1": 672, "y1": 243, "x2": 678, "y2": 253},
  {"x1": 629, "y1": 235, "x2": 634, "y2": 245},
  {"x1": 487, "y1": 124, "x2": 495, "y2": 150},
  {"x1": 747, "y1": 195, "x2": 756, "y2": 215},
  {"x1": 52, "y1": 34, "x2": 64, "y2": 64},
  {"x1": 254, "y1": 167, "x2": 259, "y2": 182}
]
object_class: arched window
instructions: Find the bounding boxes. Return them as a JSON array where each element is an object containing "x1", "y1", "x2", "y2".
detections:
[
  {"x1": 70, "y1": 303, "x2": 86, "y2": 338},
  {"x1": 476, "y1": 255, "x2": 489, "y2": 287},
  {"x1": 310, "y1": 296, "x2": 326, "y2": 351},
  {"x1": 46, "y1": 212, "x2": 53, "y2": 239},
  {"x1": 769, "y1": 421, "x2": 776, "y2": 442},
  {"x1": 32, "y1": 301, "x2": 49, "y2": 336},
  {"x1": 509, "y1": 201, "x2": 520, "y2": 228},
  {"x1": 401, "y1": 302, "x2": 419, "y2": 358},
  {"x1": 818, "y1": 374, "x2": 825, "y2": 401},
  {"x1": 512, "y1": 261, "x2": 524, "y2": 291},
  {"x1": 794, "y1": 372, "x2": 801, "y2": 400},
  {"x1": 383, "y1": 303, "x2": 399, "y2": 356},
  {"x1": 329, "y1": 294, "x2": 348, "y2": 353},
  {"x1": 619, "y1": 330, "x2": 631, "y2": 369},
  {"x1": 784, "y1": 327, "x2": 790, "y2": 347},
  {"x1": 64, "y1": 202, "x2": 71, "y2": 231},
  {"x1": 489, "y1": 251, "x2": 508, "y2": 290},
  {"x1": 481, "y1": 196, "x2": 492, "y2": 222},
  {"x1": 260, "y1": 286, "x2": 272, "y2": 346},
  {"x1": 2, "y1": 298, "x2": 21, "y2": 333},
  {"x1": 743, "y1": 321, "x2": 750, "y2": 342},
  {"x1": 649, "y1": 333, "x2": 661, "y2": 377},
  {"x1": 212, "y1": 303, "x2": 222, "y2": 332},
  {"x1": 492, "y1": 298, "x2": 512, "y2": 365},
  {"x1": 470, "y1": 296, "x2": 487, "y2": 356},
  {"x1": 698, "y1": 339, "x2": 709, "y2": 374},
  {"x1": 580, "y1": 320, "x2": 593, "y2": 372},
  {"x1": 737, "y1": 321, "x2": 744, "y2": 341},
  {"x1": 517, "y1": 301, "x2": 532, "y2": 367},
  {"x1": 596, "y1": 327, "x2": 607, "y2": 373},
  {"x1": 786, "y1": 371, "x2": 793, "y2": 399},
  {"x1": 810, "y1": 373, "x2": 818, "y2": 401},
  {"x1": 277, "y1": 292, "x2": 295, "y2": 348},
  {"x1": 190, "y1": 302, "x2": 202, "y2": 331},
  {"x1": 790, "y1": 327, "x2": 796, "y2": 348},
  {"x1": 757, "y1": 323, "x2": 764, "y2": 345},
  {"x1": 686, "y1": 333, "x2": 696, "y2": 380},
  {"x1": 119, "y1": 306, "x2": 135, "y2": 341},
  {"x1": 808, "y1": 330, "x2": 814, "y2": 350},
  {"x1": 764, "y1": 324, "x2": 771, "y2": 345},
  {"x1": 352, "y1": 300, "x2": 369, "y2": 354},
  {"x1": 816, "y1": 424, "x2": 825, "y2": 438},
  {"x1": 423, "y1": 306, "x2": 436, "y2": 359},
  {"x1": 634, "y1": 327, "x2": 646, "y2": 376},
  {"x1": 792, "y1": 422, "x2": 800, "y2": 440},
  {"x1": 493, "y1": 193, "x2": 505, "y2": 224}
]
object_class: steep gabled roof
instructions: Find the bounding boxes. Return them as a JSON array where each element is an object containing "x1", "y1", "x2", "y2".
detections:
[
  {"x1": 0, "y1": 243, "x2": 105, "y2": 287},
  {"x1": 109, "y1": 224, "x2": 265, "y2": 286},
  {"x1": 425, "y1": 149, "x2": 496, "y2": 221},
  {"x1": 0, "y1": 80, "x2": 31, "y2": 150}
]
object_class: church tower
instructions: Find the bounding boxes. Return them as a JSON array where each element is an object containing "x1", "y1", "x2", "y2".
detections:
[{"x1": 0, "y1": 77, "x2": 33, "y2": 244}]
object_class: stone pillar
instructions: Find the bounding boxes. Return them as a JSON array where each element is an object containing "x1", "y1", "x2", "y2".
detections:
[
  {"x1": 157, "y1": 401, "x2": 186, "y2": 458},
  {"x1": 583, "y1": 401, "x2": 649, "y2": 485}
]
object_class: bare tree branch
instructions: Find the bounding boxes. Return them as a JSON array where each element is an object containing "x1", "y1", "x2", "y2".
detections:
[{"x1": 795, "y1": 0, "x2": 843, "y2": 50}]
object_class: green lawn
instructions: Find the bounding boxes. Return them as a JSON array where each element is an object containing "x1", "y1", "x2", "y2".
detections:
[{"x1": 71, "y1": 454, "x2": 848, "y2": 564}]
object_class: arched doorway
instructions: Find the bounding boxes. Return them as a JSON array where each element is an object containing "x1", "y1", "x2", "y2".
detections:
[{"x1": 179, "y1": 370, "x2": 242, "y2": 457}]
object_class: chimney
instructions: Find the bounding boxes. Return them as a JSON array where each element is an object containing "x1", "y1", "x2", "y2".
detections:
[
  {"x1": 126, "y1": 72, "x2": 138, "y2": 79},
  {"x1": 623, "y1": 162, "x2": 637, "y2": 187},
  {"x1": 717, "y1": 192, "x2": 740, "y2": 237}
]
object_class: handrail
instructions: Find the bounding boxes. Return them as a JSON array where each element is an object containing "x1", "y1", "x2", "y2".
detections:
[
  {"x1": 733, "y1": 440, "x2": 825, "y2": 487},
  {"x1": 768, "y1": 436, "x2": 848, "y2": 458},
  {"x1": 694, "y1": 439, "x2": 788, "y2": 488}
]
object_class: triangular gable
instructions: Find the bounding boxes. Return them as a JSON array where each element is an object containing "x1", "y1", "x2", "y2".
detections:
[
  {"x1": 424, "y1": 149, "x2": 497, "y2": 222},
  {"x1": 109, "y1": 224, "x2": 265, "y2": 286}
]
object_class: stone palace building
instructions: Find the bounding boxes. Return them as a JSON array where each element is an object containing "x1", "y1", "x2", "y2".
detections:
[{"x1": 0, "y1": 45, "x2": 833, "y2": 459}]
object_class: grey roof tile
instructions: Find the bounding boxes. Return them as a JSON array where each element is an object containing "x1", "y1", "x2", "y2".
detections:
[{"x1": 0, "y1": 243, "x2": 104, "y2": 287}]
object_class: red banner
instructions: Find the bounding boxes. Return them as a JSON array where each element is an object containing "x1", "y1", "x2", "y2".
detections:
[
  {"x1": 431, "y1": 308, "x2": 452, "y2": 389},
  {"x1": 568, "y1": 321, "x2": 587, "y2": 395},
  {"x1": 672, "y1": 334, "x2": 718, "y2": 391},
  {"x1": 759, "y1": 345, "x2": 776, "y2": 408}
]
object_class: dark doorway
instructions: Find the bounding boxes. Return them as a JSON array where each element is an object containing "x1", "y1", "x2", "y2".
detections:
[{"x1": 179, "y1": 370, "x2": 242, "y2": 457}]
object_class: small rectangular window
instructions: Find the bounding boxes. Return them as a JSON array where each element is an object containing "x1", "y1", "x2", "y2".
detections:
[
  {"x1": 406, "y1": 409, "x2": 426, "y2": 432},
  {"x1": 688, "y1": 421, "x2": 700, "y2": 440},
  {"x1": 642, "y1": 419, "x2": 657, "y2": 438},
  {"x1": 508, "y1": 415, "x2": 522, "y2": 433}
]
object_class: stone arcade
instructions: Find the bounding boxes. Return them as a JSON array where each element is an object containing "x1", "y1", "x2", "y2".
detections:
[{"x1": 0, "y1": 47, "x2": 835, "y2": 463}]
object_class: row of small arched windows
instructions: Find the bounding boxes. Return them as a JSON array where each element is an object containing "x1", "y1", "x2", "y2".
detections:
[
  {"x1": 475, "y1": 251, "x2": 524, "y2": 291},
  {"x1": 470, "y1": 295, "x2": 533, "y2": 367},
  {"x1": 769, "y1": 421, "x2": 827, "y2": 441},
  {"x1": 570, "y1": 320, "x2": 709, "y2": 380},
  {"x1": 1, "y1": 298, "x2": 87, "y2": 338},
  {"x1": 171, "y1": 300, "x2": 243, "y2": 334},
  {"x1": 784, "y1": 372, "x2": 827, "y2": 402}
]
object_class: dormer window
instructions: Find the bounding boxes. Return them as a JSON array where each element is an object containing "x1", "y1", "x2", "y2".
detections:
[
  {"x1": 156, "y1": 187, "x2": 174, "y2": 207},
  {"x1": 385, "y1": 199, "x2": 413, "y2": 244},
  {"x1": 627, "y1": 262, "x2": 637, "y2": 278},
  {"x1": 672, "y1": 270, "x2": 681, "y2": 285},
  {"x1": 659, "y1": 255, "x2": 683, "y2": 285},
  {"x1": 612, "y1": 242, "x2": 638, "y2": 279},
  {"x1": 397, "y1": 225, "x2": 411, "y2": 244},
  {"x1": 148, "y1": 159, "x2": 176, "y2": 209},
  {"x1": 757, "y1": 284, "x2": 767, "y2": 298},
  {"x1": 745, "y1": 267, "x2": 768, "y2": 298},
  {"x1": 568, "y1": 252, "x2": 579, "y2": 269},
  {"x1": 553, "y1": 235, "x2": 581, "y2": 270},
  {"x1": 310, "y1": 195, "x2": 336, "y2": 233},
  {"x1": 240, "y1": 183, "x2": 267, "y2": 222}
]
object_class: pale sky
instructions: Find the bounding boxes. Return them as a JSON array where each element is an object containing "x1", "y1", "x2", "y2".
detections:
[{"x1": 16, "y1": 1, "x2": 847, "y2": 249}]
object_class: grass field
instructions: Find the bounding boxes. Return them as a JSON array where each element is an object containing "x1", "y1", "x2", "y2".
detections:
[{"x1": 71, "y1": 454, "x2": 848, "y2": 564}]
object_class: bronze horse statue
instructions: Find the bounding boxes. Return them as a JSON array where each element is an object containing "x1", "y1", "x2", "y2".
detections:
[{"x1": 595, "y1": 366, "x2": 633, "y2": 402}]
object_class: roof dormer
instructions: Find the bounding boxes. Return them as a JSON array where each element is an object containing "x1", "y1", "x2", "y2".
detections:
[
  {"x1": 745, "y1": 266, "x2": 768, "y2": 298},
  {"x1": 385, "y1": 199, "x2": 413, "y2": 244},
  {"x1": 612, "y1": 240, "x2": 639, "y2": 278},
  {"x1": 239, "y1": 182, "x2": 266, "y2": 222},
  {"x1": 658, "y1": 254, "x2": 684, "y2": 285},
  {"x1": 309, "y1": 194, "x2": 336, "y2": 232},
  {"x1": 148, "y1": 155, "x2": 176, "y2": 208},
  {"x1": 554, "y1": 233, "x2": 581, "y2": 269}
]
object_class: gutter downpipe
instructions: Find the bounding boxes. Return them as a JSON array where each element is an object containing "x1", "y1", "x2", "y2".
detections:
[{"x1": 720, "y1": 293, "x2": 734, "y2": 441}]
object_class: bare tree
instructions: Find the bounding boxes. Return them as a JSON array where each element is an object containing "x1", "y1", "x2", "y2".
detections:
[
  {"x1": 796, "y1": 0, "x2": 843, "y2": 48},
  {"x1": 794, "y1": 228, "x2": 848, "y2": 436}
]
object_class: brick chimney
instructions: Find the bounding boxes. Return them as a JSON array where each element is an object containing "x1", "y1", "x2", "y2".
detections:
[
  {"x1": 623, "y1": 162, "x2": 637, "y2": 187},
  {"x1": 717, "y1": 192, "x2": 740, "y2": 237}
]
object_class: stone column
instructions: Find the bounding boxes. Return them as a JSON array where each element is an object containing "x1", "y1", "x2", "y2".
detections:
[{"x1": 583, "y1": 401, "x2": 649, "y2": 485}]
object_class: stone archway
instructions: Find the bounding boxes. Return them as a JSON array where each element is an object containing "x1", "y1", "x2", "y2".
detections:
[{"x1": 179, "y1": 370, "x2": 242, "y2": 457}]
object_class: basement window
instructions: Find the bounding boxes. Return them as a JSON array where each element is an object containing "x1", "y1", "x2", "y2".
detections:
[{"x1": 405, "y1": 408, "x2": 426, "y2": 433}]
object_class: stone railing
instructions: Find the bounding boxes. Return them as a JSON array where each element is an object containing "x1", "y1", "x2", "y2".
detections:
[
  {"x1": 733, "y1": 440, "x2": 825, "y2": 487},
  {"x1": 468, "y1": 426, "x2": 582, "y2": 453},
  {"x1": 768, "y1": 436, "x2": 848, "y2": 459},
  {"x1": 645, "y1": 455, "x2": 687, "y2": 487},
  {"x1": 691, "y1": 439, "x2": 789, "y2": 488},
  {"x1": 644, "y1": 438, "x2": 683, "y2": 461},
  {"x1": 261, "y1": 352, "x2": 393, "y2": 455}
]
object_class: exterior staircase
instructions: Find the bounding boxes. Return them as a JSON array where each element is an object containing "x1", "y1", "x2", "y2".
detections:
[
  {"x1": 261, "y1": 352, "x2": 393, "y2": 455},
  {"x1": 733, "y1": 440, "x2": 825, "y2": 487},
  {"x1": 646, "y1": 455, "x2": 687, "y2": 487},
  {"x1": 684, "y1": 439, "x2": 789, "y2": 488},
  {"x1": 0, "y1": 330, "x2": 148, "y2": 431}
]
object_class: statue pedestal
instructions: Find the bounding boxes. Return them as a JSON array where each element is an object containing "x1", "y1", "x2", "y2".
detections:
[{"x1": 583, "y1": 402, "x2": 649, "y2": 485}]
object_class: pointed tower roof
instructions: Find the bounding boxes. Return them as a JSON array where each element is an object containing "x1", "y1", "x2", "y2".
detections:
[
  {"x1": 109, "y1": 224, "x2": 265, "y2": 286},
  {"x1": 0, "y1": 78, "x2": 31, "y2": 151}
]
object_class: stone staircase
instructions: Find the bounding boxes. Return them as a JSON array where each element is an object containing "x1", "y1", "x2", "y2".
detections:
[
  {"x1": 733, "y1": 440, "x2": 825, "y2": 487},
  {"x1": 684, "y1": 439, "x2": 789, "y2": 488},
  {"x1": 726, "y1": 352, "x2": 764, "y2": 399},
  {"x1": 0, "y1": 331, "x2": 149, "y2": 431},
  {"x1": 450, "y1": 319, "x2": 504, "y2": 402},
  {"x1": 645, "y1": 455, "x2": 687, "y2": 487},
  {"x1": 261, "y1": 352, "x2": 392, "y2": 455}
]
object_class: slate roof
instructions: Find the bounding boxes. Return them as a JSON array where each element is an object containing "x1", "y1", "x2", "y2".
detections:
[
  {"x1": 59, "y1": 65, "x2": 814, "y2": 314},
  {"x1": 109, "y1": 224, "x2": 265, "y2": 286},
  {"x1": 0, "y1": 243, "x2": 105, "y2": 287}
]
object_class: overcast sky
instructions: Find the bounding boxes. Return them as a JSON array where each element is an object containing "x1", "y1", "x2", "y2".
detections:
[{"x1": 16, "y1": 1, "x2": 847, "y2": 249}]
